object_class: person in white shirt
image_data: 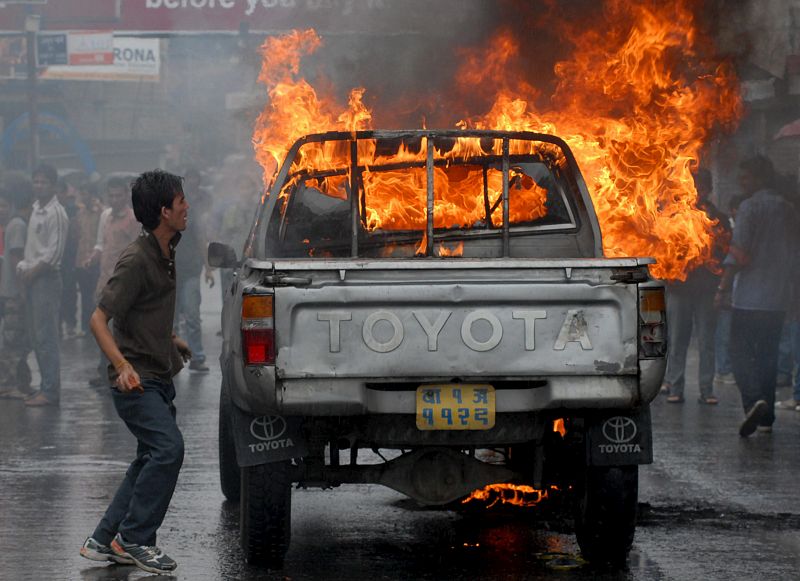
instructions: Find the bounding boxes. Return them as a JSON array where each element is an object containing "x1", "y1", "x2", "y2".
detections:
[{"x1": 16, "y1": 164, "x2": 69, "y2": 407}]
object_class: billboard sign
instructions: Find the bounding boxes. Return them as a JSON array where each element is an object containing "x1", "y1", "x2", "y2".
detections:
[
  {"x1": 0, "y1": 0, "x2": 477, "y2": 35},
  {"x1": 67, "y1": 30, "x2": 113, "y2": 65},
  {"x1": 39, "y1": 36, "x2": 160, "y2": 81},
  {"x1": 36, "y1": 33, "x2": 67, "y2": 66}
]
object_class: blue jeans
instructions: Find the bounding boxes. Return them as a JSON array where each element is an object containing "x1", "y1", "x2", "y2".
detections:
[
  {"x1": 777, "y1": 321, "x2": 794, "y2": 378},
  {"x1": 789, "y1": 321, "x2": 800, "y2": 401},
  {"x1": 715, "y1": 308, "x2": 732, "y2": 375},
  {"x1": 731, "y1": 309, "x2": 785, "y2": 427},
  {"x1": 664, "y1": 284, "x2": 717, "y2": 398},
  {"x1": 75, "y1": 264, "x2": 99, "y2": 334},
  {"x1": 26, "y1": 271, "x2": 62, "y2": 402},
  {"x1": 0, "y1": 297, "x2": 32, "y2": 391},
  {"x1": 93, "y1": 379, "x2": 184, "y2": 546},
  {"x1": 175, "y1": 275, "x2": 205, "y2": 363}
]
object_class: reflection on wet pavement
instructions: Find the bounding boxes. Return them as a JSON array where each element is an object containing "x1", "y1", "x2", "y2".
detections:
[{"x1": 0, "y1": 286, "x2": 798, "y2": 580}]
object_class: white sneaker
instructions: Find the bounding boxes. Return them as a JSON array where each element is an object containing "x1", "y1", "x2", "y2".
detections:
[{"x1": 774, "y1": 399, "x2": 800, "y2": 411}]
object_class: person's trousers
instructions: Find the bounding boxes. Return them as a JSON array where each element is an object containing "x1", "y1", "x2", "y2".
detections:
[
  {"x1": 730, "y1": 308, "x2": 785, "y2": 427},
  {"x1": 175, "y1": 275, "x2": 205, "y2": 364},
  {"x1": 60, "y1": 266, "x2": 77, "y2": 332},
  {"x1": 715, "y1": 308, "x2": 732, "y2": 375},
  {"x1": 26, "y1": 272, "x2": 62, "y2": 403},
  {"x1": 0, "y1": 297, "x2": 32, "y2": 391},
  {"x1": 75, "y1": 264, "x2": 99, "y2": 334},
  {"x1": 663, "y1": 286, "x2": 717, "y2": 398},
  {"x1": 93, "y1": 379, "x2": 184, "y2": 546},
  {"x1": 787, "y1": 320, "x2": 800, "y2": 401}
]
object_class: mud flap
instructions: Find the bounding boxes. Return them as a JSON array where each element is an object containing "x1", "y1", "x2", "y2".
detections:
[
  {"x1": 586, "y1": 407, "x2": 652, "y2": 466},
  {"x1": 230, "y1": 404, "x2": 308, "y2": 467}
]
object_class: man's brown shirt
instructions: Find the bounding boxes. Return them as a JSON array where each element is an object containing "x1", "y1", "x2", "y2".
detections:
[{"x1": 98, "y1": 229, "x2": 184, "y2": 382}]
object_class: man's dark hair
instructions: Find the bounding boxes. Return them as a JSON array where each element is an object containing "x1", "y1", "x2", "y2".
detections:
[
  {"x1": 32, "y1": 163, "x2": 58, "y2": 185},
  {"x1": 739, "y1": 155, "x2": 775, "y2": 188},
  {"x1": 131, "y1": 169, "x2": 184, "y2": 230}
]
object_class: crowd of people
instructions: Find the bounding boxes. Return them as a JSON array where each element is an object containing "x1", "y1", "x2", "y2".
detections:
[
  {"x1": 662, "y1": 155, "x2": 800, "y2": 437},
  {"x1": 0, "y1": 162, "x2": 257, "y2": 407}
]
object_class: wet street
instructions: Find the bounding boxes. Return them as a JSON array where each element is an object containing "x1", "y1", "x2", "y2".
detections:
[{"x1": 1, "y1": 285, "x2": 799, "y2": 581}]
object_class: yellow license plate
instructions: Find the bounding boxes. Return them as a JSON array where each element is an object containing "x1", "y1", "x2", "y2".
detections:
[{"x1": 416, "y1": 384, "x2": 495, "y2": 430}]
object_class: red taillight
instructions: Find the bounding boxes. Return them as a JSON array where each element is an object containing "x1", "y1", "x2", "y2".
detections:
[
  {"x1": 242, "y1": 294, "x2": 275, "y2": 365},
  {"x1": 639, "y1": 287, "x2": 667, "y2": 359},
  {"x1": 243, "y1": 329, "x2": 275, "y2": 365}
]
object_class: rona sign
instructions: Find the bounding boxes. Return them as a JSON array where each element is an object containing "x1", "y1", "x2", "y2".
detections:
[{"x1": 40, "y1": 37, "x2": 161, "y2": 82}]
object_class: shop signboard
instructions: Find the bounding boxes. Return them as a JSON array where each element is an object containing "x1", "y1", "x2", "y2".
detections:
[
  {"x1": 39, "y1": 36, "x2": 160, "y2": 81},
  {"x1": 67, "y1": 30, "x2": 113, "y2": 65},
  {"x1": 36, "y1": 33, "x2": 67, "y2": 66}
]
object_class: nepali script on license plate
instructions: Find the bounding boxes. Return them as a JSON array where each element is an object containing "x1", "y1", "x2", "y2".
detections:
[{"x1": 415, "y1": 385, "x2": 496, "y2": 431}]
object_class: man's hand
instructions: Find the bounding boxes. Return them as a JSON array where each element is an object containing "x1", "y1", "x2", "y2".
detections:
[
  {"x1": 83, "y1": 250, "x2": 100, "y2": 269},
  {"x1": 714, "y1": 289, "x2": 731, "y2": 310},
  {"x1": 116, "y1": 364, "x2": 143, "y2": 394},
  {"x1": 18, "y1": 262, "x2": 49, "y2": 286},
  {"x1": 204, "y1": 268, "x2": 215, "y2": 288},
  {"x1": 18, "y1": 268, "x2": 33, "y2": 286},
  {"x1": 174, "y1": 336, "x2": 192, "y2": 362}
]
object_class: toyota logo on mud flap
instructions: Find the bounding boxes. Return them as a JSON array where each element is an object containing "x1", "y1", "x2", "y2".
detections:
[
  {"x1": 602, "y1": 416, "x2": 637, "y2": 444},
  {"x1": 250, "y1": 415, "x2": 287, "y2": 441}
]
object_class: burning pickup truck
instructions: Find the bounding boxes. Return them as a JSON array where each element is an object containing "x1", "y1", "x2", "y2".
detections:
[{"x1": 209, "y1": 129, "x2": 667, "y2": 567}]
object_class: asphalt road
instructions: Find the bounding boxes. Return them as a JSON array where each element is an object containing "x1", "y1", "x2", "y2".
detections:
[{"x1": 1, "y1": 284, "x2": 799, "y2": 580}]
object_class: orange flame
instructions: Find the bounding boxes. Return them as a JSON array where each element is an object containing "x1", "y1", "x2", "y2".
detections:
[
  {"x1": 553, "y1": 418, "x2": 566, "y2": 437},
  {"x1": 437, "y1": 242, "x2": 465, "y2": 257},
  {"x1": 462, "y1": 484, "x2": 558, "y2": 508},
  {"x1": 252, "y1": 1, "x2": 741, "y2": 280}
]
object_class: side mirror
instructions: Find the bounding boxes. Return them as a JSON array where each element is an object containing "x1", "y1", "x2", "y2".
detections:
[{"x1": 208, "y1": 242, "x2": 239, "y2": 269}]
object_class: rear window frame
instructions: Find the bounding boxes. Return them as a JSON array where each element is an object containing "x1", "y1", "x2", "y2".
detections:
[{"x1": 257, "y1": 130, "x2": 592, "y2": 260}]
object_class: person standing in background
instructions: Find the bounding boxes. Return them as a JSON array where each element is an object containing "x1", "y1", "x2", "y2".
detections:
[
  {"x1": 662, "y1": 169, "x2": 729, "y2": 405},
  {"x1": 715, "y1": 156, "x2": 799, "y2": 436},
  {"x1": 0, "y1": 187, "x2": 33, "y2": 399},
  {"x1": 174, "y1": 168, "x2": 214, "y2": 373},
  {"x1": 57, "y1": 178, "x2": 80, "y2": 339},
  {"x1": 713, "y1": 193, "x2": 747, "y2": 386},
  {"x1": 214, "y1": 174, "x2": 256, "y2": 298},
  {"x1": 74, "y1": 181, "x2": 104, "y2": 337},
  {"x1": 16, "y1": 164, "x2": 69, "y2": 407},
  {"x1": 86, "y1": 177, "x2": 141, "y2": 388},
  {"x1": 774, "y1": 176, "x2": 800, "y2": 412}
]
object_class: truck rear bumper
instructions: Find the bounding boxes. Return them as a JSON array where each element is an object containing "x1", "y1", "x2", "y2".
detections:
[
  {"x1": 276, "y1": 375, "x2": 640, "y2": 415},
  {"x1": 228, "y1": 356, "x2": 665, "y2": 416}
]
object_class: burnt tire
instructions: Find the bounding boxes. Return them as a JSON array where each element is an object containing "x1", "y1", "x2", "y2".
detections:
[
  {"x1": 218, "y1": 387, "x2": 240, "y2": 502},
  {"x1": 240, "y1": 461, "x2": 292, "y2": 568},
  {"x1": 575, "y1": 465, "x2": 637, "y2": 566}
]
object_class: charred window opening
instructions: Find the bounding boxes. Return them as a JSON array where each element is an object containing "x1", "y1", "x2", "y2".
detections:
[{"x1": 265, "y1": 133, "x2": 579, "y2": 259}]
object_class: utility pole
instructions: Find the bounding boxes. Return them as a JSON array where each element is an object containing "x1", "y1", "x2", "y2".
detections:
[{"x1": 25, "y1": 13, "x2": 40, "y2": 171}]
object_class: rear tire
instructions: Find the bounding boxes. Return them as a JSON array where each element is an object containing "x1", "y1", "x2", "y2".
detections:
[
  {"x1": 575, "y1": 465, "x2": 637, "y2": 566},
  {"x1": 218, "y1": 387, "x2": 240, "y2": 501},
  {"x1": 240, "y1": 461, "x2": 292, "y2": 568}
]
